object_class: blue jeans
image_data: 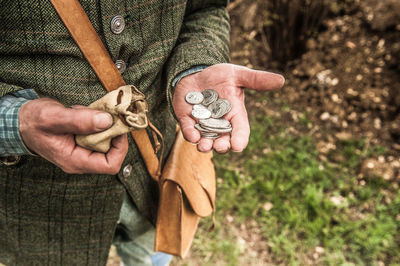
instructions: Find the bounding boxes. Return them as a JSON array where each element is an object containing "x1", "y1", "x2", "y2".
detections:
[{"x1": 113, "y1": 192, "x2": 172, "y2": 266}]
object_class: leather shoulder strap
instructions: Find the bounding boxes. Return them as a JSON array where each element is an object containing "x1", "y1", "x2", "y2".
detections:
[
  {"x1": 50, "y1": 0, "x2": 124, "y2": 91},
  {"x1": 50, "y1": 0, "x2": 161, "y2": 179}
]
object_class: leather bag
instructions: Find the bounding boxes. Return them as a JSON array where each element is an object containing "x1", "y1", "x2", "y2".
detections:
[
  {"x1": 155, "y1": 128, "x2": 215, "y2": 257},
  {"x1": 50, "y1": 0, "x2": 216, "y2": 258}
]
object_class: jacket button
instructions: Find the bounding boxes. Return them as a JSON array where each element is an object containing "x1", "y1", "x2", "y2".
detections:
[
  {"x1": 110, "y1": 15, "x2": 125, "y2": 34},
  {"x1": 0, "y1": 155, "x2": 21, "y2": 166},
  {"x1": 115, "y1": 60, "x2": 127, "y2": 74},
  {"x1": 123, "y1": 164, "x2": 132, "y2": 178}
]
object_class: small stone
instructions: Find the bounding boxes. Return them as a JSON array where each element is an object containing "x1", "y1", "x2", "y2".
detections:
[
  {"x1": 315, "y1": 246, "x2": 325, "y2": 254},
  {"x1": 262, "y1": 202, "x2": 273, "y2": 212},
  {"x1": 348, "y1": 112, "x2": 357, "y2": 121},
  {"x1": 336, "y1": 132, "x2": 352, "y2": 140},
  {"x1": 331, "y1": 94, "x2": 340, "y2": 102},
  {"x1": 330, "y1": 196, "x2": 346, "y2": 206},
  {"x1": 347, "y1": 88, "x2": 359, "y2": 96},
  {"x1": 374, "y1": 118, "x2": 382, "y2": 129},
  {"x1": 377, "y1": 39, "x2": 385, "y2": 49},
  {"x1": 367, "y1": 161, "x2": 375, "y2": 168},
  {"x1": 346, "y1": 41, "x2": 356, "y2": 49},
  {"x1": 320, "y1": 112, "x2": 330, "y2": 121}
]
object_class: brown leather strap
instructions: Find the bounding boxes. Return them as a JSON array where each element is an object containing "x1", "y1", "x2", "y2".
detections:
[{"x1": 50, "y1": 0, "x2": 161, "y2": 179}]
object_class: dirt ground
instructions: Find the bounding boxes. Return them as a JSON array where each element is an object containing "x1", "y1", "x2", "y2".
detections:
[{"x1": 229, "y1": 0, "x2": 400, "y2": 181}]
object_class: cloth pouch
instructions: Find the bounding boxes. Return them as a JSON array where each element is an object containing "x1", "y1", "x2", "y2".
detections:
[{"x1": 75, "y1": 85, "x2": 148, "y2": 153}]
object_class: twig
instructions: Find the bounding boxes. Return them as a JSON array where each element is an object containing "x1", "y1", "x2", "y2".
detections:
[
  {"x1": 259, "y1": 26, "x2": 272, "y2": 55},
  {"x1": 360, "y1": 136, "x2": 372, "y2": 160}
]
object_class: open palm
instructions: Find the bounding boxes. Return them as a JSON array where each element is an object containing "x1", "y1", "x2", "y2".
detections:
[{"x1": 173, "y1": 63, "x2": 285, "y2": 153}]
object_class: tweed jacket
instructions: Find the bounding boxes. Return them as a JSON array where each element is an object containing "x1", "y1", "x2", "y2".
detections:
[{"x1": 0, "y1": 0, "x2": 230, "y2": 265}]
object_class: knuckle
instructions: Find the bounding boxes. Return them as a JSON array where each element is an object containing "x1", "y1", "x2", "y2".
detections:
[
  {"x1": 107, "y1": 165, "x2": 121, "y2": 175},
  {"x1": 60, "y1": 161, "x2": 83, "y2": 174},
  {"x1": 37, "y1": 107, "x2": 49, "y2": 125},
  {"x1": 61, "y1": 166, "x2": 76, "y2": 174},
  {"x1": 74, "y1": 122, "x2": 87, "y2": 133}
]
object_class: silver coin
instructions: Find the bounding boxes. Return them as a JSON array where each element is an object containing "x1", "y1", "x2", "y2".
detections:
[
  {"x1": 200, "y1": 122, "x2": 232, "y2": 130},
  {"x1": 201, "y1": 132, "x2": 221, "y2": 139},
  {"x1": 186, "y1": 92, "x2": 204, "y2": 104},
  {"x1": 194, "y1": 124, "x2": 214, "y2": 133},
  {"x1": 193, "y1": 104, "x2": 209, "y2": 111},
  {"x1": 199, "y1": 118, "x2": 231, "y2": 129},
  {"x1": 201, "y1": 89, "x2": 218, "y2": 106},
  {"x1": 200, "y1": 125, "x2": 232, "y2": 133},
  {"x1": 208, "y1": 99, "x2": 232, "y2": 118},
  {"x1": 192, "y1": 108, "x2": 211, "y2": 119}
]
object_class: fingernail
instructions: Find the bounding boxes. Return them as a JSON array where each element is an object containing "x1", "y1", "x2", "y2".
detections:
[
  {"x1": 277, "y1": 74, "x2": 286, "y2": 86},
  {"x1": 94, "y1": 113, "x2": 113, "y2": 130}
]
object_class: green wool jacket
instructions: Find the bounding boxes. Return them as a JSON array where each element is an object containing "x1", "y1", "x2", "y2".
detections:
[{"x1": 0, "y1": 0, "x2": 230, "y2": 265}]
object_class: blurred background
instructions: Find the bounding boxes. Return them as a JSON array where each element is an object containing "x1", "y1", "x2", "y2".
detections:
[{"x1": 109, "y1": 0, "x2": 400, "y2": 265}]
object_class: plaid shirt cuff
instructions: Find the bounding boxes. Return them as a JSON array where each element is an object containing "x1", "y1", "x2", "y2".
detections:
[
  {"x1": 171, "y1": 65, "x2": 208, "y2": 88},
  {"x1": 0, "y1": 89, "x2": 38, "y2": 156}
]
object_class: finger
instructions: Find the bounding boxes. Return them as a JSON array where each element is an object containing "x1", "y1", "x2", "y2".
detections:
[
  {"x1": 180, "y1": 116, "x2": 201, "y2": 144},
  {"x1": 234, "y1": 65, "x2": 285, "y2": 91},
  {"x1": 105, "y1": 134, "x2": 129, "y2": 170},
  {"x1": 67, "y1": 134, "x2": 128, "y2": 174},
  {"x1": 44, "y1": 105, "x2": 113, "y2": 134},
  {"x1": 213, "y1": 134, "x2": 231, "y2": 154},
  {"x1": 197, "y1": 138, "x2": 214, "y2": 153},
  {"x1": 229, "y1": 104, "x2": 250, "y2": 152}
]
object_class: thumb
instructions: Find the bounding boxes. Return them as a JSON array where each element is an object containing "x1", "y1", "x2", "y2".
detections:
[
  {"x1": 234, "y1": 65, "x2": 285, "y2": 91},
  {"x1": 44, "y1": 105, "x2": 113, "y2": 134}
]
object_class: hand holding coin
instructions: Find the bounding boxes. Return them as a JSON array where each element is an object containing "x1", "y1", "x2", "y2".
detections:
[{"x1": 173, "y1": 63, "x2": 285, "y2": 153}]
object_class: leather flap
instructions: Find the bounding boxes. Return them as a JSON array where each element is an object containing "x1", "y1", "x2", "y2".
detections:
[
  {"x1": 161, "y1": 129, "x2": 216, "y2": 217},
  {"x1": 155, "y1": 182, "x2": 200, "y2": 258}
]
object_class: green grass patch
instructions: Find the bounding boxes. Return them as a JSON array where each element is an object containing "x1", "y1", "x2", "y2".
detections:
[
  {"x1": 174, "y1": 109, "x2": 400, "y2": 266},
  {"x1": 201, "y1": 113, "x2": 400, "y2": 265}
]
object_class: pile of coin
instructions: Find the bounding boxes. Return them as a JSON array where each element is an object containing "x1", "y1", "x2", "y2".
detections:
[{"x1": 185, "y1": 89, "x2": 232, "y2": 139}]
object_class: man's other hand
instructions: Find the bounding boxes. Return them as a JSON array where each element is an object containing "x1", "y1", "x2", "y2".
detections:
[
  {"x1": 173, "y1": 63, "x2": 285, "y2": 153},
  {"x1": 19, "y1": 98, "x2": 128, "y2": 174}
]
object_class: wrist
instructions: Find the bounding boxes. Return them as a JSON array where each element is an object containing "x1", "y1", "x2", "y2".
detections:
[
  {"x1": 0, "y1": 95, "x2": 35, "y2": 156},
  {"x1": 172, "y1": 65, "x2": 209, "y2": 88}
]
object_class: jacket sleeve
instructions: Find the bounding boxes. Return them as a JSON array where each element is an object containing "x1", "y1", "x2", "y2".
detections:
[
  {"x1": 0, "y1": 82, "x2": 26, "y2": 98},
  {"x1": 165, "y1": 0, "x2": 230, "y2": 108}
]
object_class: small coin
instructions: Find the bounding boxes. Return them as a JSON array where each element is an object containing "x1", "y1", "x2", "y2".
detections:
[
  {"x1": 201, "y1": 132, "x2": 221, "y2": 139},
  {"x1": 192, "y1": 108, "x2": 212, "y2": 119},
  {"x1": 194, "y1": 124, "x2": 214, "y2": 133},
  {"x1": 199, "y1": 118, "x2": 231, "y2": 129},
  {"x1": 200, "y1": 125, "x2": 232, "y2": 133},
  {"x1": 201, "y1": 89, "x2": 218, "y2": 106},
  {"x1": 208, "y1": 99, "x2": 232, "y2": 118},
  {"x1": 193, "y1": 104, "x2": 209, "y2": 111},
  {"x1": 186, "y1": 92, "x2": 204, "y2": 104}
]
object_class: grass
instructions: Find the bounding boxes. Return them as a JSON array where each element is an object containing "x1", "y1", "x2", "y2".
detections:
[{"x1": 173, "y1": 97, "x2": 400, "y2": 265}]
